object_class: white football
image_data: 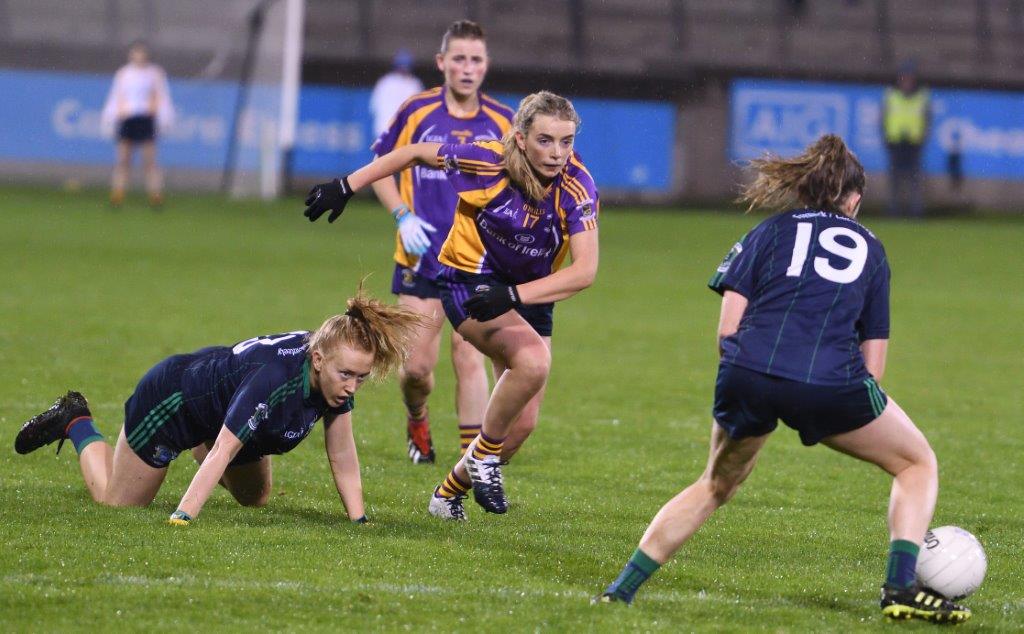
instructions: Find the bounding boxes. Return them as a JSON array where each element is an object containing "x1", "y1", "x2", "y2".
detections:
[{"x1": 915, "y1": 526, "x2": 987, "y2": 599}]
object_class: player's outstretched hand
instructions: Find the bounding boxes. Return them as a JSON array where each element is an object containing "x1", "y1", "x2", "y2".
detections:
[
  {"x1": 392, "y1": 205, "x2": 437, "y2": 257},
  {"x1": 463, "y1": 284, "x2": 521, "y2": 322},
  {"x1": 304, "y1": 177, "x2": 353, "y2": 223}
]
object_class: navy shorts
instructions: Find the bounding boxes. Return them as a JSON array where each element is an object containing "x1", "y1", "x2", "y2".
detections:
[
  {"x1": 439, "y1": 268, "x2": 554, "y2": 337},
  {"x1": 118, "y1": 115, "x2": 156, "y2": 142},
  {"x1": 391, "y1": 264, "x2": 442, "y2": 300},
  {"x1": 123, "y1": 353, "x2": 194, "y2": 468},
  {"x1": 124, "y1": 351, "x2": 266, "y2": 468},
  {"x1": 713, "y1": 363, "x2": 888, "y2": 446}
]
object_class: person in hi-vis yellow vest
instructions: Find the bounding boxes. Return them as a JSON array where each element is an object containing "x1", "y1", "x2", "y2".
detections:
[{"x1": 882, "y1": 64, "x2": 931, "y2": 217}]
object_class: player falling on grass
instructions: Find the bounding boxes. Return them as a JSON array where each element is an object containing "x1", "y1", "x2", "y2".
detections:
[
  {"x1": 371, "y1": 20, "x2": 514, "y2": 465},
  {"x1": 595, "y1": 134, "x2": 971, "y2": 623},
  {"x1": 304, "y1": 91, "x2": 599, "y2": 520},
  {"x1": 15, "y1": 293, "x2": 421, "y2": 525}
]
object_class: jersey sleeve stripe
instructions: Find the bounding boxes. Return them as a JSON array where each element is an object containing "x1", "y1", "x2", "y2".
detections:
[{"x1": 561, "y1": 174, "x2": 589, "y2": 205}]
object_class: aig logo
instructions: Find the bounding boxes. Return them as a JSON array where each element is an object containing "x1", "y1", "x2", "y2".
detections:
[
  {"x1": 514, "y1": 233, "x2": 535, "y2": 244},
  {"x1": 732, "y1": 85, "x2": 849, "y2": 160}
]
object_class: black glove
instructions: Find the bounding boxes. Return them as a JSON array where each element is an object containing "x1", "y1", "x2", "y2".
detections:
[
  {"x1": 463, "y1": 284, "x2": 521, "y2": 322},
  {"x1": 304, "y1": 177, "x2": 353, "y2": 223}
]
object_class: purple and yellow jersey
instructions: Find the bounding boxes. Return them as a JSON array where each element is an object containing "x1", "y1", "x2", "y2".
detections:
[
  {"x1": 371, "y1": 87, "x2": 514, "y2": 279},
  {"x1": 434, "y1": 141, "x2": 599, "y2": 285}
]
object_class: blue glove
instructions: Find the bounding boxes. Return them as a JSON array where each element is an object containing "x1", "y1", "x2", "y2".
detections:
[{"x1": 392, "y1": 205, "x2": 437, "y2": 257}]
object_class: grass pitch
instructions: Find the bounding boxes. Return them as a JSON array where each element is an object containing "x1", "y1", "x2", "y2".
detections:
[{"x1": 1, "y1": 186, "x2": 1021, "y2": 631}]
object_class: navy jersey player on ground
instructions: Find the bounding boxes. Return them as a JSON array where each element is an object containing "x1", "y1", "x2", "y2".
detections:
[
  {"x1": 595, "y1": 135, "x2": 970, "y2": 623},
  {"x1": 15, "y1": 293, "x2": 421, "y2": 525}
]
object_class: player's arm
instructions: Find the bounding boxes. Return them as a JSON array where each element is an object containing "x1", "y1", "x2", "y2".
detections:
[
  {"x1": 323, "y1": 411, "x2": 366, "y2": 522},
  {"x1": 303, "y1": 143, "x2": 442, "y2": 223},
  {"x1": 518, "y1": 229, "x2": 599, "y2": 304},
  {"x1": 861, "y1": 339, "x2": 888, "y2": 381},
  {"x1": 349, "y1": 144, "x2": 442, "y2": 190},
  {"x1": 717, "y1": 290, "x2": 749, "y2": 357},
  {"x1": 170, "y1": 424, "x2": 244, "y2": 523}
]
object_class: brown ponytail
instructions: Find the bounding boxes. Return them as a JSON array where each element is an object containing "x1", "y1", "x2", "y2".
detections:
[
  {"x1": 307, "y1": 290, "x2": 424, "y2": 380},
  {"x1": 738, "y1": 134, "x2": 865, "y2": 215}
]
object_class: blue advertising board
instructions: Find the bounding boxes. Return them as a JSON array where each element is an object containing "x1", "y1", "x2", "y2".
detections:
[
  {"x1": 731, "y1": 78, "x2": 1024, "y2": 180},
  {"x1": 0, "y1": 69, "x2": 675, "y2": 192}
]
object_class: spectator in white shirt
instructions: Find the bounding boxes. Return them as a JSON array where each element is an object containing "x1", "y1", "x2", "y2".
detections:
[
  {"x1": 369, "y1": 50, "x2": 424, "y2": 137},
  {"x1": 101, "y1": 41, "x2": 174, "y2": 207}
]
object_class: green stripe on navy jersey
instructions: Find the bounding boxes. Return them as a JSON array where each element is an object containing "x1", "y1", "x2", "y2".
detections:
[{"x1": 709, "y1": 210, "x2": 891, "y2": 386}]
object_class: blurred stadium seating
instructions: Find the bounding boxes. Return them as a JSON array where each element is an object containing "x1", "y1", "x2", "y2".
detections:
[{"x1": 1, "y1": 0, "x2": 1023, "y2": 211}]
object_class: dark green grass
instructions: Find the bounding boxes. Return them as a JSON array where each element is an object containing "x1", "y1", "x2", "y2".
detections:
[{"x1": 1, "y1": 186, "x2": 1021, "y2": 631}]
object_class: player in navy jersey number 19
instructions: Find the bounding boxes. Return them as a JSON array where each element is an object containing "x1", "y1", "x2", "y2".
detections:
[
  {"x1": 304, "y1": 92, "x2": 599, "y2": 520},
  {"x1": 15, "y1": 294, "x2": 421, "y2": 525},
  {"x1": 369, "y1": 21, "x2": 514, "y2": 464},
  {"x1": 595, "y1": 135, "x2": 970, "y2": 623}
]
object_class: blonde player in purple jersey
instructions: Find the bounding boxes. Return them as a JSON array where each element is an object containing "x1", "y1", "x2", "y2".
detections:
[
  {"x1": 304, "y1": 91, "x2": 599, "y2": 520},
  {"x1": 370, "y1": 20, "x2": 514, "y2": 465}
]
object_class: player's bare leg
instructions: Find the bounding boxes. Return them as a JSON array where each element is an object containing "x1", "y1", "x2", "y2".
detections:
[
  {"x1": 597, "y1": 422, "x2": 767, "y2": 603},
  {"x1": 450, "y1": 329, "x2": 490, "y2": 455},
  {"x1": 822, "y1": 398, "x2": 937, "y2": 543},
  {"x1": 430, "y1": 312, "x2": 549, "y2": 516},
  {"x1": 823, "y1": 398, "x2": 967, "y2": 622},
  {"x1": 397, "y1": 294, "x2": 444, "y2": 463},
  {"x1": 141, "y1": 141, "x2": 163, "y2": 207},
  {"x1": 193, "y1": 442, "x2": 273, "y2": 506},
  {"x1": 640, "y1": 422, "x2": 767, "y2": 561},
  {"x1": 490, "y1": 337, "x2": 551, "y2": 461},
  {"x1": 77, "y1": 439, "x2": 114, "y2": 502},
  {"x1": 111, "y1": 140, "x2": 132, "y2": 205},
  {"x1": 103, "y1": 427, "x2": 169, "y2": 506}
]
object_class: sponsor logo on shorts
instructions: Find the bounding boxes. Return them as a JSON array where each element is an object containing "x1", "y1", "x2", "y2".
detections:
[
  {"x1": 402, "y1": 268, "x2": 416, "y2": 288},
  {"x1": 152, "y1": 445, "x2": 179, "y2": 466}
]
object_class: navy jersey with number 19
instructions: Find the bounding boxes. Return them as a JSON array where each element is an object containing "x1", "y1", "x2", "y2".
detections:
[{"x1": 708, "y1": 210, "x2": 891, "y2": 386}]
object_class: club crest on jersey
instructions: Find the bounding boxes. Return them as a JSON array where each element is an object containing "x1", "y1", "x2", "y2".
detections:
[
  {"x1": 248, "y1": 403, "x2": 269, "y2": 431},
  {"x1": 442, "y1": 154, "x2": 459, "y2": 173},
  {"x1": 578, "y1": 200, "x2": 596, "y2": 219},
  {"x1": 717, "y1": 242, "x2": 743, "y2": 273}
]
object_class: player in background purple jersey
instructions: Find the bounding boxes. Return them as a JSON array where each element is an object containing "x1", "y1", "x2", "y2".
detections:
[
  {"x1": 303, "y1": 92, "x2": 599, "y2": 521},
  {"x1": 370, "y1": 21, "x2": 514, "y2": 465},
  {"x1": 594, "y1": 135, "x2": 970, "y2": 624}
]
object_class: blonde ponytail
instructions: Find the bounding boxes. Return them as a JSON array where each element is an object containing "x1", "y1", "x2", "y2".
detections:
[{"x1": 308, "y1": 290, "x2": 424, "y2": 380}]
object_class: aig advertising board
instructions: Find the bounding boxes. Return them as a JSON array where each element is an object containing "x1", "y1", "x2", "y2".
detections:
[
  {"x1": 731, "y1": 78, "x2": 1024, "y2": 181},
  {"x1": 0, "y1": 69, "x2": 674, "y2": 192}
]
